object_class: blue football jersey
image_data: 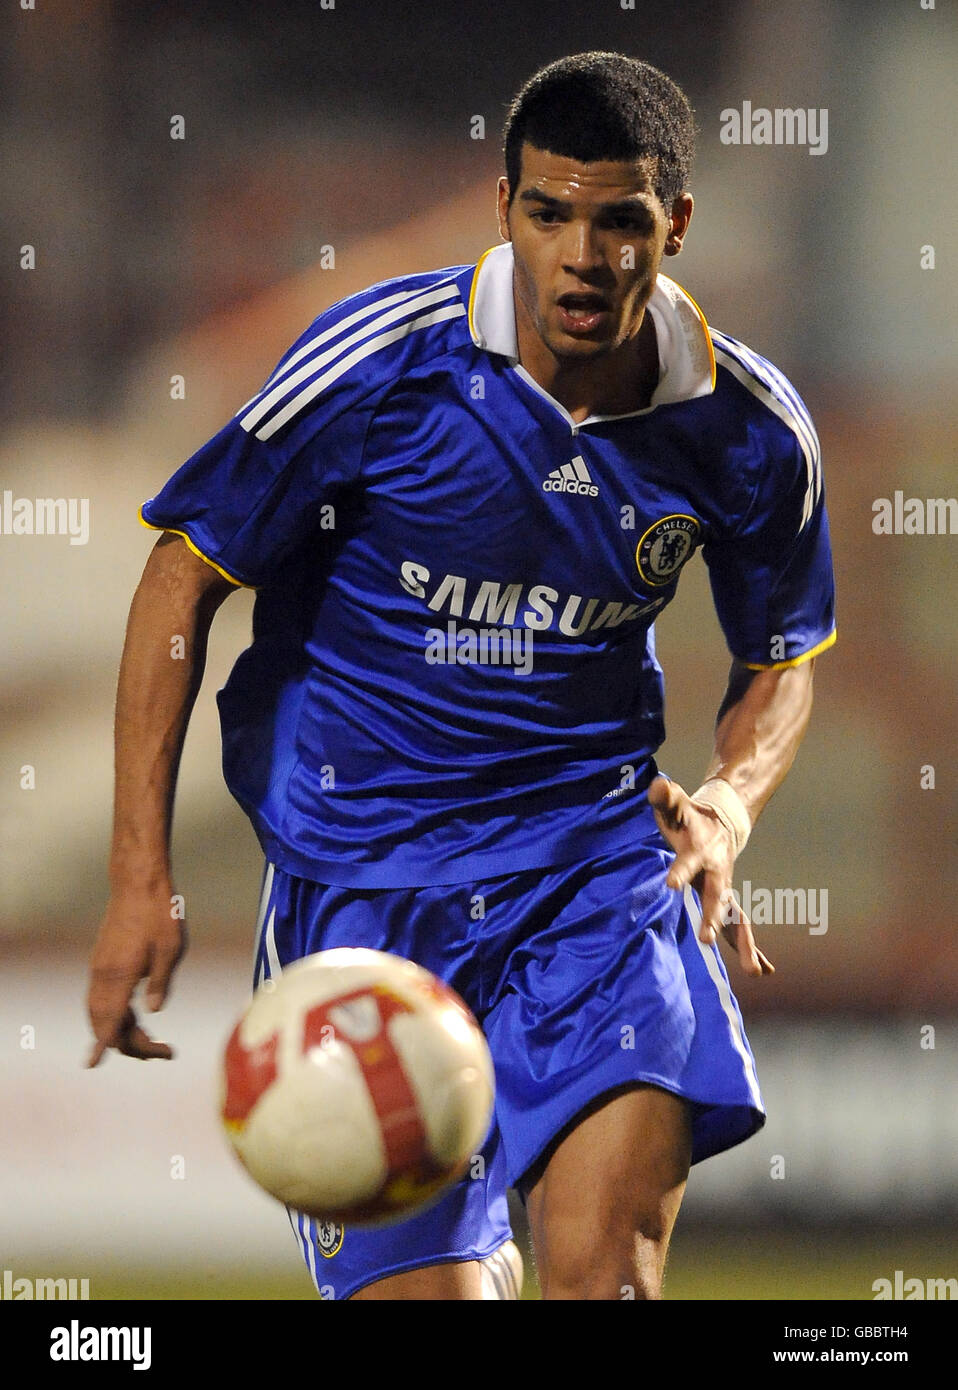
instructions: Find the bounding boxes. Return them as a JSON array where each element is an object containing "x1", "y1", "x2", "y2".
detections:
[{"x1": 140, "y1": 243, "x2": 836, "y2": 887}]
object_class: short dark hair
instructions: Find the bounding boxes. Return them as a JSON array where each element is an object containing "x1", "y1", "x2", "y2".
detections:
[{"x1": 502, "y1": 52, "x2": 696, "y2": 212}]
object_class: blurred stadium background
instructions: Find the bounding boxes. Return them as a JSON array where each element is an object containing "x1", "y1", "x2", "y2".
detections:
[{"x1": 1, "y1": 0, "x2": 955, "y2": 1300}]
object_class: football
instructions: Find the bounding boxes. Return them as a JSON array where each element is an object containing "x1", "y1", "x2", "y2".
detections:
[{"x1": 220, "y1": 948, "x2": 495, "y2": 1225}]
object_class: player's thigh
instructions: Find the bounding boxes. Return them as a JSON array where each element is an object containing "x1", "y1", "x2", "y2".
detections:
[
  {"x1": 524, "y1": 1082, "x2": 692, "y2": 1298},
  {"x1": 349, "y1": 1260, "x2": 483, "y2": 1300}
]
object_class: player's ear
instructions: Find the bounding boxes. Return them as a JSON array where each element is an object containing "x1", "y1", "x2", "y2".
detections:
[
  {"x1": 496, "y1": 177, "x2": 513, "y2": 242},
  {"x1": 664, "y1": 192, "x2": 693, "y2": 257}
]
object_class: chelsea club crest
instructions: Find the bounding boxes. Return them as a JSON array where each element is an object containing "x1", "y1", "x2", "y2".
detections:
[
  {"x1": 315, "y1": 1221, "x2": 345, "y2": 1257},
  {"x1": 635, "y1": 514, "x2": 702, "y2": 587}
]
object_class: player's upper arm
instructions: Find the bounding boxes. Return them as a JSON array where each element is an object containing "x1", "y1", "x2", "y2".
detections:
[{"x1": 142, "y1": 530, "x2": 240, "y2": 606}]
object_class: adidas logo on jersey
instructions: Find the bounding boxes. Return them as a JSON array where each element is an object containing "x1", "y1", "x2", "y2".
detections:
[{"x1": 542, "y1": 456, "x2": 599, "y2": 498}]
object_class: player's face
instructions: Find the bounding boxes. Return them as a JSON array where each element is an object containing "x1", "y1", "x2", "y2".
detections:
[{"x1": 497, "y1": 144, "x2": 692, "y2": 363}]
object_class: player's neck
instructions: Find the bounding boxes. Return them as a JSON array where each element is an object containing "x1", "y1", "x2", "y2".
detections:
[{"x1": 518, "y1": 310, "x2": 659, "y2": 424}]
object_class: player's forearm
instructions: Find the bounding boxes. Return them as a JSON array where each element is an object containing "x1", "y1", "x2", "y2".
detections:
[
  {"x1": 108, "y1": 538, "x2": 234, "y2": 894},
  {"x1": 702, "y1": 659, "x2": 815, "y2": 829}
]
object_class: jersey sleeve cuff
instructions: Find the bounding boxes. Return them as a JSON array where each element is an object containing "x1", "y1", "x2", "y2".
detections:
[
  {"x1": 138, "y1": 506, "x2": 255, "y2": 589},
  {"x1": 738, "y1": 628, "x2": 837, "y2": 671}
]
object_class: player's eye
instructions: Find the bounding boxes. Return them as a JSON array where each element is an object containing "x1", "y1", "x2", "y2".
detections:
[{"x1": 529, "y1": 209, "x2": 563, "y2": 225}]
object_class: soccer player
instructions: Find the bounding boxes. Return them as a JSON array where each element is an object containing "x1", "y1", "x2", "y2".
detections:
[{"x1": 87, "y1": 52, "x2": 835, "y2": 1301}]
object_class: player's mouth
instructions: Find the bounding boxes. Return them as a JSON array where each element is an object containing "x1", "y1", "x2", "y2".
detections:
[{"x1": 555, "y1": 292, "x2": 612, "y2": 335}]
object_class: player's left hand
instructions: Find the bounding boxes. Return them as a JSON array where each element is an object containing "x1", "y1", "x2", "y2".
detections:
[{"x1": 647, "y1": 775, "x2": 774, "y2": 978}]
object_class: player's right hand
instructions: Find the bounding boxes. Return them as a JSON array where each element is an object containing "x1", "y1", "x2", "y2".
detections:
[{"x1": 86, "y1": 893, "x2": 187, "y2": 1066}]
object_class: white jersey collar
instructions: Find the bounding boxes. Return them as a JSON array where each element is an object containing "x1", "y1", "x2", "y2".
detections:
[{"x1": 467, "y1": 241, "x2": 716, "y2": 410}]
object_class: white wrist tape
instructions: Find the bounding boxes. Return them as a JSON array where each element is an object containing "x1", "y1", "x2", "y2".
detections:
[{"x1": 689, "y1": 778, "x2": 751, "y2": 856}]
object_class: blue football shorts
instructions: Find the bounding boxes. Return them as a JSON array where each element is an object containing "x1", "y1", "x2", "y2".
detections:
[{"x1": 250, "y1": 830, "x2": 765, "y2": 1299}]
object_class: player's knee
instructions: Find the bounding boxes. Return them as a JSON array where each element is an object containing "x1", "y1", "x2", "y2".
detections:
[{"x1": 540, "y1": 1254, "x2": 664, "y2": 1301}]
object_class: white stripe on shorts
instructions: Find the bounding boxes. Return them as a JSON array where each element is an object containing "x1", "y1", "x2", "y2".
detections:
[
  {"x1": 252, "y1": 862, "x2": 276, "y2": 973},
  {"x1": 684, "y1": 885, "x2": 763, "y2": 1109},
  {"x1": 260, "y1": 906, "x2": 280, "y2": 984},
  {"x1": 287, "y1": 1208, "x2": 321, "y2": 1295}
]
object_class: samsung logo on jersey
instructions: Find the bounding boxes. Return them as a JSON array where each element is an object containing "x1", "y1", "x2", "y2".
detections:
[{"x1": 399, "y1": 563, "x2": 665, "y2": 636}]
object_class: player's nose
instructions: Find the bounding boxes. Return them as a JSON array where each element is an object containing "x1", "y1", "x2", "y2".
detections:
[{"x1": 560, "y1": 218, "x2": 605, "y2": 274}]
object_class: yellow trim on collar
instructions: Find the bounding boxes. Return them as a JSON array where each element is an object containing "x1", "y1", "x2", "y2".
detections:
[
  {"x1": 467, "y1": 245, "x2": 500, "y2": 346},
  {"x1": 657, "y1": 273, "x2": 717, "y2": 391}
]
